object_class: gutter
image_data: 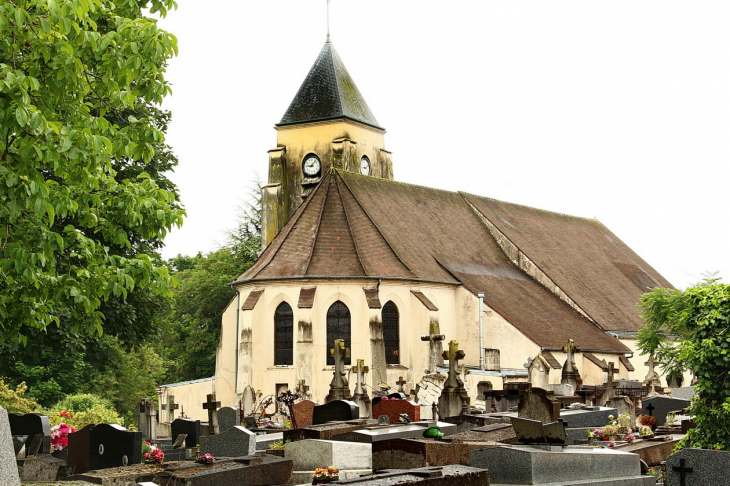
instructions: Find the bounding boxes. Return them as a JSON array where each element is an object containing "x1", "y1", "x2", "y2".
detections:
[{"x1": 229, "y1": 283, "x2": 241, "y2": 396}]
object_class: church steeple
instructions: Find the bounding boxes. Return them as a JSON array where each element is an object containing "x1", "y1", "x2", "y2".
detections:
[
  {"x1": 278, "y1": 41, "x2": 382, "y2": 130},
  {"x1": 261, "y1": 41, "x2": 393, "y2": 249}
]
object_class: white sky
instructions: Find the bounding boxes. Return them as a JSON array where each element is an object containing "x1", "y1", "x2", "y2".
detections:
[{"x1": 157, "y1": 1, "x2": 730, "y2": 290}]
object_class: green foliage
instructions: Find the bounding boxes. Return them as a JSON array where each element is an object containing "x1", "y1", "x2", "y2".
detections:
[
  {"x1": 46, "y1": 394, "x2": 124, "y2": 429},
  {"x1": 0, "y1": 378, "x2": 41, "y2": 413},
  {"x1": 51, "y1": 393, "x2": 114, "y2": 413},
  {"x1": 637, "y1": 276, "x2": 730, "y2": 450},
  {"x1": 0, "y1": 0, "x2": 184, "y2": 343}
]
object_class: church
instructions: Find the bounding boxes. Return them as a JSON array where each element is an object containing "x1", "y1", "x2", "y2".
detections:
[{"x1": 158, "y1": 39, "x2": 676, "y2": 421}]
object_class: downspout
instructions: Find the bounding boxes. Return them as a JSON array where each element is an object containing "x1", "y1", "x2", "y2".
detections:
[
  {"x1": 230, "y1": 284, "x2": 241, "y2": 396},
  {"x1": 478, "y1": 292, "x2": 485, "y2": 370}
]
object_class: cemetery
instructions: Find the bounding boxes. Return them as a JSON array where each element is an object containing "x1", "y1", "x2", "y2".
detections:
[{"x1": 2, "y1": 334, "x2": 719, "y2": 485}]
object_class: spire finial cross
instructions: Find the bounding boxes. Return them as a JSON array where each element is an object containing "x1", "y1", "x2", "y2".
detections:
[{"x1": 327, "y1": 0, "x2": 331, "y2": 42}]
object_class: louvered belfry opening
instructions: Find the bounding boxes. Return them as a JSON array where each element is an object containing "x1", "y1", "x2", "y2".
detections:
[
  {"x1": 326, "y1": 301, "x2": 351, "y2": 366},
  {"x1": 383, "y1": 301, "x2": 400, "y2": 364},
  {"x1": 274, "y1": 302, "x2": 294, "y2": 366}
]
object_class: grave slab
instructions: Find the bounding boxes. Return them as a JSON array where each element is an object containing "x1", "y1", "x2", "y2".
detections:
[
  {"x1": 331, "y1": 424, "x2": 432, "y2": 444},
  {"x1": 0, "y1": 406, "x2": 21, "y2": 486},
  {"x1": 283, "y1": 419, "x2": 377, "y2": 442},
  {"x1": 153, "y1": 455, "x2": 293, "y2": 486},
  {"x1": 199, "y1": 425, "x2": 256, "y2": 457},
  {"x1": 255, "y1": 431, "x2": 283, "y2": 451},
  {"x1": 665, "y1": 447, "x2": 730, "y2": 486},
  {"x1": 19, "y1": 454, "x2": 65, "y2": 482},
  {"x1": 642, "y1": 395, "x2": 691, "y2": 426},
  {"x1": 373, "y1": 438, "x2": 500, "y2": 470},
  {"x1": 615, "y1": 435, "x2": 682, "y2": 466},
  {"x1": 74, "y1": 462, "x2": 167, "y2": 485},
  {"x1": 331, "y1": 465, "x2": 489, "y2": 485},
  {"x1": 285, "y1": 438, "x2": 371, "y2": 471},
  {"x1": 471, "y1": 445, "x2": 654, "y2": 485}
]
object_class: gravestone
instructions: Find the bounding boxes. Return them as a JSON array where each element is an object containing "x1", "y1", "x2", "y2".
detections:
[
  {"x1": 518, "y1": 388, "x2": 560, "y2": 424},
  {"x1": 598, "y1": 361, "x2": 620, "y2": 406},
  {"x1": 8, "y1": 413, "x2": 51, "y2": 455},
  {"x1": 666, "y1": 448, "x2": 730, "y2": 486},
  {"x1": 606, "y1": 396, "x2": 635, "y2": 420},
  {"x1": 67, "y1": 423, "x2": 96, "y2": 474},
  {"x1": 560, "y1": 339, "x2": 582, "y2": 389},
  {"x1": 0, "y1": 406, "x2": 20, "y2": 486},
  {"x1": 161, "y1": 395, "x2": 180, "y2": 423},
  {"x1": 240, "y1": 386, "x2": 256, "y2": 416},
  {"x1": 420, "y1": 322, "x2": 446, "y2": 373},
  {"x1": 171, "y1": 418, "x2": 201, "y2": 448},
  {"x1": 642, "y1": 395, "x2": 691, "y2": 426},
  {"x1": 372, "y1": 399, "x2": 421, "y2": 425},
  {"x1": 312, "y1": 400, "x2": 359, "y2": 425},
  {"x1": 203, "y1": 393, "x2": 221, "y2": 435},
  {"x1": 136, "y1": 398, "x2": 157, "y2": 441},
  {"x1": 643, "y1": 356, "x2": 662, "y2": 396},
  {"x1": 199, "y1": 426, "x2": 256, "y2": 457},
  {"x1": 292, "y1": 400, "x2": 316, "y2": 428},
  {"x1": 325, "y1": 339, "x2": 352, "y2": 402},
  {"x1": 286, "y1": 439, "x2": 371, "y2": 483},
  {"x1": 672, "y1": 386, "x2": 696, "y2": 400},
  {"x1": 527, "y1": 354, "x2": 551, "y2": 388},
  {"x1": 511, "y1": 417, "x2": 567, "y2": 445},
  {"x1": 350, "y1": 359, "x2": 372, "y2": 418},
  {"x1": 437, "y1": 340, "x2": 470, "y2": 418},
  {"x1": 89, "y1": 423, "x2": 142, "y2": 470},
  {"x1": 217, "y1": 406, "x2": 240, "y2": 432}
]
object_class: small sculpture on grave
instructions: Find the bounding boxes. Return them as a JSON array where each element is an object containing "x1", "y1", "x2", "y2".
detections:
[
  {"x1": 560, "y1": 339, "x2": 583, "y2": 390},
  {"x1": 325, "y1": 339, "x2": 352, "y2": 402},
  {"x1": 436, "y1": 340, "x2": 470, "y2": 418}
]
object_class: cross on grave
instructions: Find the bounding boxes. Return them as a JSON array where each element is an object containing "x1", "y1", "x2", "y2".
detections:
[
  {"x1": 421, "y1": 321, "x2": 445, "y2": 373},
  {"x1": 645, "y1": 403, "x2": 655, "y2": 416},
  {"x1": 604, "y1": 361, "x2": 619, "y2": 401},
  {"x1": 351, "y1": 359, "x2": 369, "y2": 396},
  {"x1": 442, "y1": 340, "x2": 466, "y2": 389},
  {"x1": 672, "y1": 458, "x2": 694, "y2": 486},
  {"x1": 561, "y1": 338, "x2": 582, "y2": 389},
  {"x1": 296, "y1": 379, "x2": 310, "y2": 398},
  {"x1": 396, "y1": 376, "x2": 407, "y2": 393},
  {"x1": 277, "y1": 390, "x2": 299, "y2": 429},
  {"x1": 203, "y1": 393, "x2": 221, "y2": 434},
  {"x1": 329, "y1": 339, "x2": 351, "y2": 389},
  {"x1": 162, "y1": 395, "x2": 179, "y2": 421}
]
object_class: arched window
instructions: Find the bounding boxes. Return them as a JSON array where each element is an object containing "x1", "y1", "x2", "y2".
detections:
[
  {"x1": 274, "y1": 302, "x2": 293, "y2": 366},
  {"x1": 382, "y1": 301, "x2": 400, "y2": 365},
  {"x1": 326, "y1": 301, "x2": 351, "y2": 366}
]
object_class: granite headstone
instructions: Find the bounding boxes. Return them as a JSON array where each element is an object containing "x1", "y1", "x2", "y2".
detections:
[
  {"x1": 312, "y1": 400, "x2": 359, "y2": 425},
  {"x1": 0, "y1": 406, "x2": 20, "y2": 486},
  {"x1": 666, "y1": 447, "x2": 730, "y2": 486},
  {"x1": 171, "y1": 418, "x2": 201, "y2": 448},
  {"x1": 372, "y1": 399, "x2": 420, "y2": 425},
  {"x1": 67, "y1": 423, "x2": 96, "y2": 474},
  {"x1": 292, "y1": 400, "x2": 316, "y2": 429},
  {"x1": 517, "y1": 388, "x2": 560, "y2": 424},
  {"x1": 8, "y1": 413, "x2": 51, "y2": 455},
  {"x1": 642, "y1": 395, "x2": 691, "y2": 426},
  {"x1": 88, "y1": 423, "x2": 143, "y2": 470},
  {"x1": 199, "y1": 426, "x2": 256, "y2": 457},
  {"x1": 217, "y1": 406, "x2": 240, "y2": 432}
]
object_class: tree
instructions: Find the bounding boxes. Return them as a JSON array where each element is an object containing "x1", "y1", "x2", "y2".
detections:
[
  {"x1": 0, "y1": 0, "x2": 183, "y2": 343},
  {"x1": 637, "y1": 276, "x2": 730, "y2": 450}
]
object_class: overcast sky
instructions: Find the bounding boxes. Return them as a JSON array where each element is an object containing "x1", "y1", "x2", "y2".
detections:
[{"x1": 157, "y1": 1, "x2": 730, "y2": 290}]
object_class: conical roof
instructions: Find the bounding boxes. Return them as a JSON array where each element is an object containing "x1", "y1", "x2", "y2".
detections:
[{"x1": 278, "y1": 41, "x2": 382, "y2": 129}]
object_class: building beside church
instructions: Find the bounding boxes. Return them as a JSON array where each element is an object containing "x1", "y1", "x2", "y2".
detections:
[{"x1": 158, "y1": 40, "x2": 676, "y2": 421}]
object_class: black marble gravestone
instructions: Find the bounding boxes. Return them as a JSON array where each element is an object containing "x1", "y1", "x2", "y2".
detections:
[
  {"x1": 88, "y1": 424, "x2": 142, "y2": 470},
  {"x1": 312, "y1": 400, "x2": 359, "y2": 425},
  {"x1": 171, "y1": 418, "x2": 201, "y2": 448},
  {"x1": 8, "y1": 413, "x2": 51, "y2": 455}
]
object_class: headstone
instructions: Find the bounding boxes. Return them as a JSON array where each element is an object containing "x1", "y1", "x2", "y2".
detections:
[
  {"x1": 199, "y1": 426, "x2": 256, "y2": 457},
  {"x1": 240, "y1": 386, "x2": 256, "y2": 416},
  {"x1": 510, "y1": 417, "x2": 567, "y2": 445},
  {"x1": 527, "y1": 354, "x2": 551, "y2": 388},
  {"x1": 672, "y1": 386, "x2": 696, "y2": 400},
  {"x1": 666, "y1": 448, "x2": 730, "y2": 486},
  {"x1": 560, "y1": 338, "x2": 582, "y2": 389},
  {"x1": 471, "y1": 445, "x2": 650, "y2": 485},
  {"x1": 350, "y1": 359, "x2": 372, "y2": 418},
  {"x1": 292, "y1": 400, "x2": 316, "y2": 429},
  {"x1": 372, "y1": 399, "x2": 421, "y2": 425},
  {"x1": 285, "y1": 439, "x2": 371, "y2": 483},
  {"x1": 276, "y1": 390, "x2": 299, "y2": 427},
  {"x1": 396, "y1": 376, "x2": 408, "y2": 394},
  {"x1": 559, "y1": 406, "x2": 618, "y2": 428},
  {"x1": 437, "y1": 340, "x2": 470, "y2": 418},
  {"x1": 325, "y1": 339, "x2": 352, "y2": 402},
  {"x1": 203, "y1": 393, "x2": 221, "y2": 435},
  {"x1": 136, "y1": 398, "x2": 157, "y2": 441},
  {"x1": 544, "y1": 383, "x2": 575, "y2": 396},
  {"x1": 518, "y1": 387, "x2": 560, "y2": 424},
  {"x1": 0, "y1": 406, "x2": 20, "y2": 486},
  {"x1": 89, "y1": 423, "x2": 143, "y2": 470},
  {"x1": 161, "y1": 395, "x2": 180, "y2": 422},
  {"x1": 218, "y1": 406, "x2": 240, "y2": 432},
  {"x1": 8, "y1": 413, "x2": 51, "y2": 455},
  {"x1": 598, "y1": 361, "x2": 620, "y2": 406},
  {"x1": 67, "y1": 423, "x2": 96, "y2": 474},
  {"x1": 172, "y1": 434, "x2": 187, "y2": 449},
  {"x1": 12, "y1": 435, "x2": 27, "y2": 457},
  {"x1": 606, "y1": 396, "x2": 635, "y2": 420},
  {"x1": 312, "y1": 400, "x2": 359, "y2": 425},
  {"x1": 296, "y1": 379, "x2": 312, "y2": 401},
  {"x1": 171, "y1": 418, "x2": 201, "y2": 448},
  {"x1": 642, "y1": 395, "x2": 691, "y2": 426}
]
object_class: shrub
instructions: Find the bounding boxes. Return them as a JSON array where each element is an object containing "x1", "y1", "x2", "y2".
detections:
[{"x1": 0, "y1": 379, "x2": 41, "y2": 413}]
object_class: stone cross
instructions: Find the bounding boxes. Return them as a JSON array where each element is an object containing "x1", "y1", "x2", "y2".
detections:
[
  {"x1": 396, "y1": 376, "x2": 407, "y2": 393},
  {"x1": 330, "y1": 339, "x2": 351, "y2": 388},
  {"x1": 203, "y1": 393, "x2": 221, "y2": 434},
  {"x1": 421, "y1": 321, "x2": 445, "y2": 373},
  {"x1": 351, "y1": 359, "x2": 369, "y2": 396},
  {"x1": 560, "y1": 338, "x2": 582, "y2": 389},
  {"x1": 162, "y1": 395, "x2": 179, "y2": 422},
  {"x1": 643, "y1": 356, "x2": 661, "y2": 393},
  {"x1": 442, "y1": 340, "x2": 466, "y2": 389},
  {"x1": 672, "y1": 458, "x2": 693, "y2": 486}
]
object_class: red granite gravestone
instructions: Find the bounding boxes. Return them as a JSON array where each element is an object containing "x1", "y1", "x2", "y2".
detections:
[
  {"x1": 291, "y1": 400, "x2": 316, "y2": 429},
  {"x1": 372, "y1": 399, "x2": 421, "y2": 425}
]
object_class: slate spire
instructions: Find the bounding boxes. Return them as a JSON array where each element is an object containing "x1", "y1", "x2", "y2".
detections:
[{"x1": 278, "y1": 41, "x2": 382, "y2": 129}]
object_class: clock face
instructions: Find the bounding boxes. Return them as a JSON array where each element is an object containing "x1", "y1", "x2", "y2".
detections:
[
  {"x1": 360, "y1": 156, "x2": 371, "y2": 175},
  {"x1": 303, "y1": 155, "x2": 321, "y2": 177}
]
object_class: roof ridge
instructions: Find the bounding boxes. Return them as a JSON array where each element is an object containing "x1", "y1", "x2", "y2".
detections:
[
  {"x1": 328, "y1": 174, "x2": 366, "y2": 276},
  {"x1": 303, "y1": 175, "x2": 333, "y2": 275},
  {"x1": 459, "y1": 190, "x2": 600, "y2": 223}
]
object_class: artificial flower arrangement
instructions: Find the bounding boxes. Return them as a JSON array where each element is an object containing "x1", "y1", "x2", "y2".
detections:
[
  {"x1": 50, "y1": 422, "x2": 77, "y2": 451},
  {"x1": 195, "y1": 453, "x2": 216, "y2": 464},
  {"x1": 141, "y1": 441, "x2": 165, "y2": 464},
  {"x1": 312, "y1": 465, "x2": 340, "y2": 484},
  {"x1": 585, "y1": 414, "x2": 633, "y2": 441}
]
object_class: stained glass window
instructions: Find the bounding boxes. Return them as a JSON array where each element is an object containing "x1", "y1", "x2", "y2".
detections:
[
  {"x1": 274, "y1": 302, "x2": 293, "y2": 365},
  {"x1": 383, "y1": 301, "x2": 400, "y2": 365},
  {"x1": 326, "y1": 301, "x2": 351, "y2": 366}
]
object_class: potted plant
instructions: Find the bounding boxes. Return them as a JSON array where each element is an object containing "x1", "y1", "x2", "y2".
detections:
[{"x1": 312, "y1": 466, "x2": 339, "y2": 484}]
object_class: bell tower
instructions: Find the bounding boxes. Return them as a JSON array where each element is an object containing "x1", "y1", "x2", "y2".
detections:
[{"x1": 261, "y1": 40, "x2": 393, "y2": 248}]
